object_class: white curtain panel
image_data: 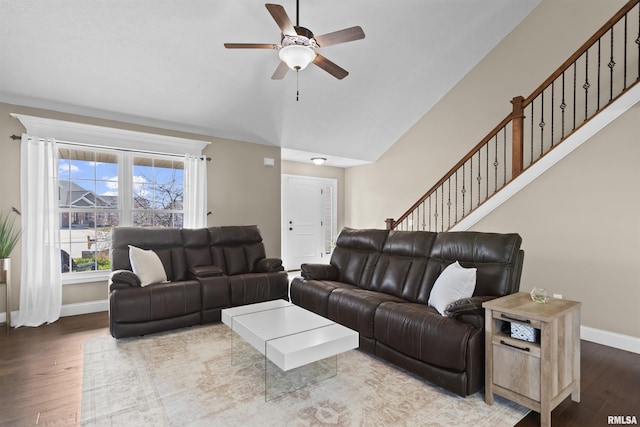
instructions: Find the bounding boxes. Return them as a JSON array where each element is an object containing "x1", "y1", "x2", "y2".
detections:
[
  {"x1": 183, "y1": 154, "x2": 208, "y2": 229},
  {"x1": 14, "y1": 135, "x2": 62, "y2": 327}
]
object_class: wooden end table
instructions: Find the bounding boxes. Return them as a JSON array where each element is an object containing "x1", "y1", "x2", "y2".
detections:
[{"x1": 483, "y1": 292, "x2": 581, "y2": 427}]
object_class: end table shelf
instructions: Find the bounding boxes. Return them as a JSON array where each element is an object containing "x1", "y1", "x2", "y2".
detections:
[{"x1": 483, "y1": 292, "x2": 581, "y2": 427}]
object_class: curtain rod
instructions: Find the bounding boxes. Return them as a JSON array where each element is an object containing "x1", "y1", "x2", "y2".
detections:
[{"x1": 9, "y1": 134, "x2": 211, "y2": 161}]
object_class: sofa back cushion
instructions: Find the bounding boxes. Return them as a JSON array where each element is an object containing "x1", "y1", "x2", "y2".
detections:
[
  {"x1": 329, "y1": 228, "x2": 389, "y2": 287},
  {"x1": 207, "y1": 225, "x2": 267, "y2": 275},
  {"x1": 183, "y1": 228, "x2": 212, "y2": 268},
  {"x1": 368, "y1": 230, "x2": 437, "y2": 300},
  {"x1": 416, "y1": 231, "x2": 523, "y2": 304},
  {"x1": 111, "y1": 227, "x2": 188, "y2": 281}
]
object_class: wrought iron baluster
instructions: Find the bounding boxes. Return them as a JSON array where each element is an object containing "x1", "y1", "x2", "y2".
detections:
[
  {"x1": 503, "y1": 127, "x2": 507, "y2": 184},
  {"x1": 530, "y1": 101, "x2": 534, "y2": 165},
  {"x1": 447, "y1": 177, "x2": 451, "y2": 229},
  {"x1": 597, "y1": 39, "x2": 602, "y2": 112},
  {"x1": 609, "y1": 27, "x2": 615, "y2": 101},
  {"x1": 540, "y1": 90, "x2": 545, "y2": 157},
  {"x1": 624, "y1": 14, "x2": 628, "y2": 89},
  {"x1": 434, "y1": 189, "x2": 439, "y2": 232},
  {"x1": 560, "y1": 71, "x2": 566, "y2": 138},
  {"x1": 428, "y1": 197, "x2": 432, "y2": 232},
  {"x1": 584, "y1": 49, "x2": 590, "y2": 121},
  {"x1": 440, "y1": 185, "x2": 444, "y2": 232},
  {"x1": 455, "y1": 170, "x2": 458, "y2": 222},
  {"x1": 411, "y1": 210, "x2": 415, "y2": 231},
  {"x1": 494, "y1": 134, "x2": 499, "y2": 192},
  {"x1": 461, "y1": 164, "x2": 466, "y2": 216},
  {"x1": 637, "y1": 3, "x2": 640, "y2": 79},
  {"x1": 469, "y1": 158, "x2": 473, "y2": 209},
  {"x1": 551, "y1": 81, "x2": 555, "y2": 147},
  {"x1": 573, "y1": 62, "x2": 577, "y2": 130},
  {"x1": 485, "y1": 143, "x2": 489, "y2": 200}
]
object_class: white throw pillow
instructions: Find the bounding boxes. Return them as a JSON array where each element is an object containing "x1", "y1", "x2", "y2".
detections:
[
  {"x1": 128, "y1": 245, "x2": 168, "y2": 287},
  {"x1": 428, "y1": 261, "x2": 477, "y2": 316}
]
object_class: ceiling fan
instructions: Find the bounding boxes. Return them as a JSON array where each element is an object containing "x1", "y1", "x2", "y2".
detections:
[{"x1": 224, "y1": 2, "x2": 365, "y2": 80}]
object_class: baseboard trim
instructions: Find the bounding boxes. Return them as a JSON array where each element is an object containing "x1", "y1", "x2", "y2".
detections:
[
  {"x1": 581, "y1": 326, "x2": 640, "y2": 354},
  {"x1": 60, "y1": 300, "x2": 108, "y2": 317}
]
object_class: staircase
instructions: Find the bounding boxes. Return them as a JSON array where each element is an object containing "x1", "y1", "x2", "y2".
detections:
[{"x1": 387, "y1": 0, "x2": 640, "y2": 232}]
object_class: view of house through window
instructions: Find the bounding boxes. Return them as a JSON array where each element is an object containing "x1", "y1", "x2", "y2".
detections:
[{"x1": 58, "y1": 146, "x2": 185, "y2": 274}]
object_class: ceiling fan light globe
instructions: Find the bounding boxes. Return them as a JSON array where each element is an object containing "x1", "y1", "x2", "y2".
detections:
[{"x1": 279, "y1": 45, "x2": 316, "y2": 71}]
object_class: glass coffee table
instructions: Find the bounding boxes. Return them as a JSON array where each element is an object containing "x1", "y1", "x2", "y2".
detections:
[{"x1": 221, "y1": 300, "x2": 359, "y2": 401}]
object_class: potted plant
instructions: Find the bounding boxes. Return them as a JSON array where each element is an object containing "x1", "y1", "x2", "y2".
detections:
[
  {"x1": 0, "y1": 211, "x2": 21, "y2": 329},
  {"x1": 0, "y1": 211, "x2": 21, "y2": 260}
]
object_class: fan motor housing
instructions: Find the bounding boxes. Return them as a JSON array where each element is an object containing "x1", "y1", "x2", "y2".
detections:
[{"x1": 281, "y1": 26, "x2": 318, "y2": 49}]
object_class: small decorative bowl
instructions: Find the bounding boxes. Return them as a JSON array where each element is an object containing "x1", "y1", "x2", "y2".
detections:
[{"x1": 530, "y1": 287, "x2": 549, "y2": 304}]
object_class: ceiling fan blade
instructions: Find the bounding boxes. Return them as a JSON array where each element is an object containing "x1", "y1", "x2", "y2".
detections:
[
  {"x1": 224, "y1": 43, "x2": 276, "y2": 49},
  {"x1": 271, "y1": 61, "x2": 289, "y2": 80},
  {"x1": 265, "y1": 4, "x2": 296, "y2": 36},
  {"x1": 315, "y1": 26, "x2": 365, "y2": 47},
  {"x1": 313, "y1": 54, "x2": 349, "y2": 80}
]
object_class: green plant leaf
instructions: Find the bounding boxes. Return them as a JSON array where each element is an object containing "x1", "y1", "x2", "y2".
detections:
[{"x1": 0, "y1": 212, "x2": 22, "y2": 259}]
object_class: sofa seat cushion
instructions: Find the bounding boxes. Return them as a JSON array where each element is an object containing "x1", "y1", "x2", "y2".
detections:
[
  {"x1": 229, "y1": 272, "x2": 289, "y2": 306},
  {"x1": 374, "y1": 301, "x2": 475, "y2": 372},
  {"x1": 110, "y1": 280, "x2": 201, "y2": 323},
  {"x1": 290, "y1": 278, "x2": 359, "y2": 317},
  {"x1": 328, "y1": 289, "x2": 406, "y2": 338}
]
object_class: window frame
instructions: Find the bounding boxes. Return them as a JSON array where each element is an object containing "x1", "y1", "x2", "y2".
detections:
[{"x1": 12, "y1": 114, "x2": 209, "y2": 285}]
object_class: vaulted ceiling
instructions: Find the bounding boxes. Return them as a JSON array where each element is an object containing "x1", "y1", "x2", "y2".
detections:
[{"x1": 0, "y1": 0, "x2": 540, "y2": 167}]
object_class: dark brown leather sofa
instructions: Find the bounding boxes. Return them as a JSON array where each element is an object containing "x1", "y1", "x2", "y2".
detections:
[
  {"x1": 109, "y1": 225, "x2": 289, "y2": 338},
  {"x1": 290, "y1": 227, "x2": 523, "y2": 396}
]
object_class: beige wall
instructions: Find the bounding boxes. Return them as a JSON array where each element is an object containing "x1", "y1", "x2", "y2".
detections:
[
  {"x1": 471, "y1": 102, "x2": 640, "y2": 337},
  {"x1": 345, "y1": 0, "x2": 627, "y2": 228},
  {"x1": 0, "y1": 102, "x2": 282, "y2": 313},
  {"x1": 345, "y1": 0, "x2": 639, "y2": 337},
  {"x1": 281, "y1": 160, "x2": 346, "y2": 232}
]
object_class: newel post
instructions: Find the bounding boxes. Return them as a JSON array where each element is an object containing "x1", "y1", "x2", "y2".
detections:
[
  {"x1": 511, "y1": 96, "x2": 525, "y2": 178},
  {"x1": 385, "y1": 218, "x2": 395, "y2": 230}
]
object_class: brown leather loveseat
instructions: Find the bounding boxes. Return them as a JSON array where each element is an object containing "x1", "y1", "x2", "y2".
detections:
[
  {"x1": 290, "y1": 227, "x2": 523, "y2": 396},
  {"x1": 109, "y1": 225, "x2": 289, "y2": 338}
]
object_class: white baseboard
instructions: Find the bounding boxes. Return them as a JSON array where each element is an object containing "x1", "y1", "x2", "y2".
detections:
[
  {"x1": 581, "y1": 326, "x2": 640, "y2": 354},
  {"x1": 60, "y1": 299, "x2": 108, "y2": 317},
  {"x1": 3, "y1": 303, "x2": 639, "y2": 354},
  {"x1": 0, "y1": 300, "x2": 108, "y2": 324}
]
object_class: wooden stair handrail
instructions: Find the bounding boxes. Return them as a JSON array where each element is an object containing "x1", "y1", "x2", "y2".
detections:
[
  {"x1": 389, "y1": 0, "x2": 639, "y2": 230},
  {"x1": 393, "y1": 114, "x2": 513, "y2": 227},
  {"x1": 524, "y1": 0, "x2": 639, "y2": 107}
]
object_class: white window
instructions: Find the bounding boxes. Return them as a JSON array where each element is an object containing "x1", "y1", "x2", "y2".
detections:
[
  {"x1": 57, "y1": 147, "x2": 186, "y2": 274},
  {"x1": 12, "y1": 114, "x2": 209, "y2": 284}
]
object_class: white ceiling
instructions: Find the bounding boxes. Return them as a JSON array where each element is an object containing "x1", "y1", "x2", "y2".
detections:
[{"x1": 0, "y1": 0, "x2": 540, "y2": 167}]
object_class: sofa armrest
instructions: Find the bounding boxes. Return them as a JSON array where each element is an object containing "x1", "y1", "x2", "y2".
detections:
[
  {"x1": 300, "y1": 263, "x2": 339, "y2": 281},
  {"x1": 109, "y1": 269, "x2": 141, "y2": 290},
  {"x1": 445, "y1": 295, "x2": 496, "y2": 317},
  {"x1": 255, "y1": 258, "x2": 285, "y2": 273},
  {"x1": 189, "y1": 265, "x2": 224, "y2": 278}
]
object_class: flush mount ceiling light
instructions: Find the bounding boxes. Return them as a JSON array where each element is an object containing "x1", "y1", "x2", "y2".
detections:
[{"x1": 311, "y1": 157, "x2": 326, "y2": 165}]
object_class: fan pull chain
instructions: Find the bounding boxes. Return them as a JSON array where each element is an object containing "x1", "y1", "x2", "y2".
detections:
[{"x1": 296, "y1": 70, "x2": 300, "y2": 101}]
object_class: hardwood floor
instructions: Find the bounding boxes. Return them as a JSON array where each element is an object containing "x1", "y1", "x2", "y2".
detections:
[{"x1": 0, "y1": 311, "x2": 637, "y2": 426}]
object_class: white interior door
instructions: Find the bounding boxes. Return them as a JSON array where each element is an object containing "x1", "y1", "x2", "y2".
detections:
[{"x1": 282, "y1": 175, "x2": 336, "y2": 271}]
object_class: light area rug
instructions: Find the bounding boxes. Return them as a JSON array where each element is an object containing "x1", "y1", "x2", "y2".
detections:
[{"x1": 82, "y1": 324, "x2": 529, "y2": 427}]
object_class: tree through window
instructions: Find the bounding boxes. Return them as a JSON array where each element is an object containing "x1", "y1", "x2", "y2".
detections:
[{"x1": 57, "y1": 147, "x2": 185, "y2": 274}]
